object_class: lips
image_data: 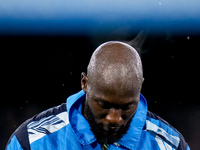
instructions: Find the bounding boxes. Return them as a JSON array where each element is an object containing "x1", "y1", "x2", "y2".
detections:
[
  {"x1": 103, "y1": 125, "x2": 121, "y2": 132},
  {"x1": 110, "y1": 126, "x2": 120, "y2": 131}
]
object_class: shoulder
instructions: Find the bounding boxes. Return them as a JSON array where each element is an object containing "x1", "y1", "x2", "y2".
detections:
[
  {"x1": 31, "y1": 103, "x2": 67, "y2": 122},
  {"x1": 6, "y1": 103, "x2": 68, "y2": 150},
  {"x1": 145, "y1": 111, "x2": 190, "y2": 150}
]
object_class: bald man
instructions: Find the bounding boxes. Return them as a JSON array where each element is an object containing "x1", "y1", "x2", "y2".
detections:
[{"x1": 6, "y1": 41, "x2": 190, "y2": 150}]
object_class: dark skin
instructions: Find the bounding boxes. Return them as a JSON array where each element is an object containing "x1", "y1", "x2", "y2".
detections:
[
  {"x1": 81, "y1": 72, "x2": 140, "y2": 134},
  {"x1": 81, "y1": 41, "x2": 144, "y2": 144}
]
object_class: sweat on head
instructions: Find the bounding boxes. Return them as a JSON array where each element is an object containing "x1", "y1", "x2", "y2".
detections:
[{"x1": 86, "y1": 41, "x2": 144, "y2": 98}]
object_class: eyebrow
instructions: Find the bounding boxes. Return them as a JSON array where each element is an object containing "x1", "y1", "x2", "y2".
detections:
[{"x1": 94, "y1": 97, "x2": 135, "y2": 108}]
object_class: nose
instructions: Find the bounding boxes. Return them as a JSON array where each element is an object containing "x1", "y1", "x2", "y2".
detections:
[{"x1": 105, "y1": 108, "x2": 123, "y2": 125}]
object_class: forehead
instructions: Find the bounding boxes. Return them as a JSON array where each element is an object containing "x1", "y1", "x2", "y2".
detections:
[
  {"x1": 88, "y1": 85, "x2": 140, "y2": 105},
  {"x1": 88, "y1": 73, "x2": 141, "y2": 100},
  {"x1": 93, "y1": 94, "x2": 139, "y2": 106}
]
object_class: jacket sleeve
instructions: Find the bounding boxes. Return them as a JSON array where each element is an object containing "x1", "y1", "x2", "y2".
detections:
[
  {"x1": 6, "y1": 118, "x2": 31, "y2": 150},
  {"x1": 6, "y1": 135, "x2": 23, "y2": 150},
  {"x1": 186, "y1": 146, "x2": 190, "y2": 150},
  {"x1": 177, "y1": 132, "x2": 190, "y2": 150}
]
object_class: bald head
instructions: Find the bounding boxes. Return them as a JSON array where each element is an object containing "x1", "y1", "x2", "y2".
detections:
[
  {"x1": 86, "y1": 41, "x2": 143, "y2": 96},
  {"x1": 81, "y1": 41, "x2": 144, "y2": 144}
]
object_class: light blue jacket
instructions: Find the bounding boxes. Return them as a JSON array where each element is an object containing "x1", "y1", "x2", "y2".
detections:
[{"x1": 6, "y1": 90, "x2": 190, "y2": 150}]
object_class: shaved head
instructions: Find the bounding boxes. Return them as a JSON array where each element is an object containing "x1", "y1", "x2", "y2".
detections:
[
  {"x1": 81, "y1": 41, "x2": 144, "y2": 144},
  {"x1": 87, "y1": 41, "x2": 143, "y2": 97}
]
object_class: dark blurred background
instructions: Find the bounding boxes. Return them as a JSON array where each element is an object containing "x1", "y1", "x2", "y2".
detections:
[{"x1": 1, "y1": 32, "x2": 200, "y2": 149}]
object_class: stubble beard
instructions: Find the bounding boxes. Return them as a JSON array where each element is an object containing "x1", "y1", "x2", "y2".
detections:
[{"x1": 83, "y1": 100, "x2": 133, "y2": 145}]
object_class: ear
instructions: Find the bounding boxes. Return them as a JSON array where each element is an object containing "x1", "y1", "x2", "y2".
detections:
[
  {"x1": 81, "y1": 72, "x2": 88, "y2": 92},
  {"x1": 142, "y1": 78, "x2": 145, "y2": 84}
]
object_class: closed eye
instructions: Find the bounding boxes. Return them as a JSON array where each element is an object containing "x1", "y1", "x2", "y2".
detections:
[
  {"x1": 121, "y1": 103, "x2": 135, "y2": 111},
  {"x1": 95, "y1": 98, "x2": 137, "y2": 111},
  {"x1": 96, "y1": 99, "x2": 112, "y2": 109},
  {"x1": 99, "y1": 101, "x2": 112, "y2": 109}
]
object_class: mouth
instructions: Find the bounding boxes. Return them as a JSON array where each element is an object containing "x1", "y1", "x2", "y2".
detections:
[
  {"x1": 103, "y1": 125, "x2": 121, "y2": 132},
  {"x1": 110, "y1": 126, "x2": 120, "y2": 132}
]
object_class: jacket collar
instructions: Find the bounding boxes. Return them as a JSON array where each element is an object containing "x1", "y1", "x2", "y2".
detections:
[
  {"x1": 117, "y1": 94, "x2": 147, "y2": 149},
  {"x1": 67, "y1": 90, "x2": 147, "y2": 148},
  {"x1": 67, "y1": 90, "x2": 96, "y2": 145}
]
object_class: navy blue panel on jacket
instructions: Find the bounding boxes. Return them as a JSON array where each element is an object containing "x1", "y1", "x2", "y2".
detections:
[{"x1": 6, "y1": 90, "x2": 190, "y2": 150}]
